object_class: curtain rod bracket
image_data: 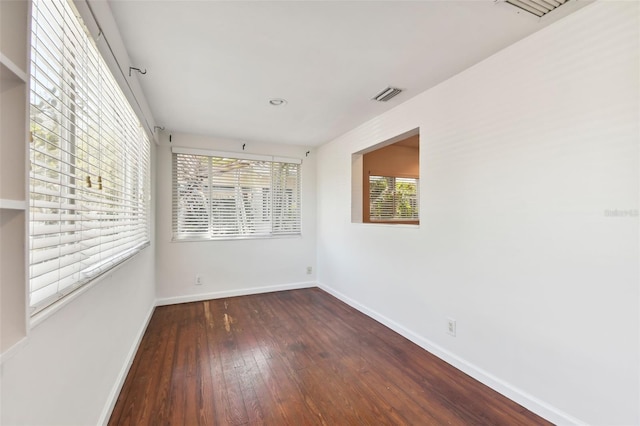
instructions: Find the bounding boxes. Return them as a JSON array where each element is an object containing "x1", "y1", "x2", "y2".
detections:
[{"x1": 129, "y1": 66, "x2": 147, "y2": 77}]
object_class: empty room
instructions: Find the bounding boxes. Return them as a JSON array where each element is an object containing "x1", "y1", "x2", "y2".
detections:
[{"x1": 0, "y1": 0, "x2": 638, "y2": 425}]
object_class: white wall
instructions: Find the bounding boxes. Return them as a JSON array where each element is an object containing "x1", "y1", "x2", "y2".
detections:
[
  {"x1": 0, "y1": 143, "x2": 158, "y2": 426},
  {"x1": 317, "y1": 3, "x2": 639, "y2": 425},
  {"x1": 155, "y1": 132, "x2": 317, "y2": 304}
]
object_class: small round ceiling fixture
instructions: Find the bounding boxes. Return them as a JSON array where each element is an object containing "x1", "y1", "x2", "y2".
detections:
[{"x1": 269, "y1": 98, "x2": 287, "y2": 106}]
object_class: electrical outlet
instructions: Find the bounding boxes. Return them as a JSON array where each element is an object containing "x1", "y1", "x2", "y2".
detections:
[
  {"x1": 306, "y1": 266, "x2": 312, "y2": 275},
  {"x1": 447, "y1": 318, "x2": 456, "y2": 337},
  {"x1": 195, "y1": 275, "x2": 203, "y2": 286}
]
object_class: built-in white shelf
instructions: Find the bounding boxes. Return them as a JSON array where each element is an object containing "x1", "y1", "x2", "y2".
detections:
[
  {"x1": 0, "y1": 52, "x2": 27, "y2": 86},
  {"x1": 0, "y1": 199, "x2": 27, "y2": 210},
  {"x1": 0, "y1": 0, "x2": 29, "y2": 356}
]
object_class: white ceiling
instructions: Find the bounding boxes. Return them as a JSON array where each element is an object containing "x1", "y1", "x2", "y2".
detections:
[{"x1": 108, "y1": 0, "x2": 590, "y2": 147}]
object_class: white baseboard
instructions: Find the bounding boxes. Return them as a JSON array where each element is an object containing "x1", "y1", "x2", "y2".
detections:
[
  {"x1": 317, "y1": 282, "x2": 585, "y2": 426},
  {"x1": 156, "y1": 281, "x2": 317, "y2": 307},
  {"x1": 98, "y1": 302, "x2": 156, "y2": 426}
]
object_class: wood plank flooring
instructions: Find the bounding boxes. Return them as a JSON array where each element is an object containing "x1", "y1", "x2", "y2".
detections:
[{"x1": 109, "y1": 288, "x2": 552, "y2": 425}]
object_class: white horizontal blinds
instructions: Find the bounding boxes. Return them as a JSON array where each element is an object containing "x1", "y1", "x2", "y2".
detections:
[
  {"x1": 272, "y1": 162, "x2": 301, "y2": 235},
  {"x1": 172, "y1": 152, "x2": 301, "y2": 239},
  {"x1": 211, "y1": 157, "x2": 272, "y2": 237},
  {"x1": 29, "y1": 0, "x2": 150, "y2": 314},
  {"x1": 369, "y1": 176, "x2": 419, "y2": 221},
  {"x1": 172, "y1": 153, "x2": 211, "y2": 238}
]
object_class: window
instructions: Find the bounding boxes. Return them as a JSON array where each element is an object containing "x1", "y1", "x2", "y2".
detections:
[
  {"x1": 29, "y1": 0, "x2": 151, "y2": 314},
  {"x1": 172, "y1": 148, "x2": 301, "y2": 240},
  {"x1": 369, "y1": 176, "x2": 419, "y2": 222}
]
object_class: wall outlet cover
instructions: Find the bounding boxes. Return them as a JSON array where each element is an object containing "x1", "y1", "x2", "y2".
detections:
[{"x1": 447, "y1": 318, "x2": 456, "y2": 337}]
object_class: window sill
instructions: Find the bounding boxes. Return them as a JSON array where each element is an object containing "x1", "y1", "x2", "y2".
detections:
[
  {"x1": 365, "y1": 220, "x2": 419, "y2": 225},
  {"x1": 171, "y1": 233, "x2": 303, "y2": 243},
  {"x1": 354, "y1": 222, "x2": 420, "y2": 229}
]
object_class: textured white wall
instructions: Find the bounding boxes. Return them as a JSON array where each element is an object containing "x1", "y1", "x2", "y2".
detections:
[
  {"x1": 317, "y1": 3, "x2": 639, "y2": 425},
  {"x1": 155, "y1": 132, "x2": 317, "y2": 304}
]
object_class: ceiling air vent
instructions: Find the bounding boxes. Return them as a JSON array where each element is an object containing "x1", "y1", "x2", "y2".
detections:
[
  {"x1": 504, "y1": 0, "x2": 568, "y2": 17},
  {"x1": 372, "y1": 87, "x2": 402, "y2": 102}
]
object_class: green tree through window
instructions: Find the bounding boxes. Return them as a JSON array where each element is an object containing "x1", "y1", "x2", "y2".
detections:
[{"x1": 369, "y1": 176, "x2": 418, "y2": 221}]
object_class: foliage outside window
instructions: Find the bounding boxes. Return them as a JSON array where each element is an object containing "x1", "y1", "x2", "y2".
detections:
[
  {"x1": 29, "y1": 0, "x2": 151, "y2": 314},
  {"x1": 172, "y1": 151, "x2": 301, "y2": 240},
  {"x1": 369, "y1": 176, "x2": 419, "y2": 222}
]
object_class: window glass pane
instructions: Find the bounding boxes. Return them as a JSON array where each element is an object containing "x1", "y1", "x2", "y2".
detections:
[
  {"x1": 369, "y1": 176, "x2": 419, "y2": 221},
  {"x1": 173, "y1": 154, "x2": 210, "y2": 237},
  {"x1": 272, "y1": 162, "x2": 301, "y2": 235}
]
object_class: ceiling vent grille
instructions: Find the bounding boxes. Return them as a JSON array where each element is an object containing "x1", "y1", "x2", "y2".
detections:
[
  {"x1": 372, "y1": 87, "x2": 402, "y2": 102},
  {"x1": 505, "y1": 0, "x2": 568, "y2": 17}
]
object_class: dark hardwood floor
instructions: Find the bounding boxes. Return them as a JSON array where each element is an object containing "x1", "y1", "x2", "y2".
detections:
[{"x1": 109, "y1": 288, "x2": 551, "y2": 425}]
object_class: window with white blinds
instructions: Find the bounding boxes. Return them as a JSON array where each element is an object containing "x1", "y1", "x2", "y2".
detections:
[
  {"x1": 172, "y1": 149, "x2": 301, "y2": 240},
  {"x1": 369, "y1": 176, "x2": 419, "y2": 222},
  {"x1": 29, "y1": 0, "x2": 151, "y2": 314}
]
